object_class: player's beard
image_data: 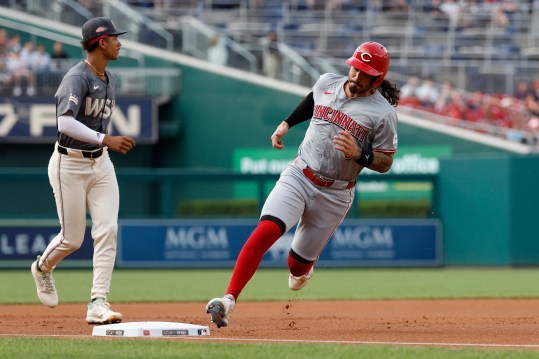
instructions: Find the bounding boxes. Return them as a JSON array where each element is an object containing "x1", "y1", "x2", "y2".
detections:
[{"x1": 348, "y1": 80, "x2": 371, "y2": 96}]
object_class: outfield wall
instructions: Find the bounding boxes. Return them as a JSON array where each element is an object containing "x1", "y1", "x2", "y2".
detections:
[{"x1": 439, "y1": 154, "x2": 539, "y2": 266}]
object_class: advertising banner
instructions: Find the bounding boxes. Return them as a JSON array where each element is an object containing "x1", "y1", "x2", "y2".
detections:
[
  {"x1": 232, "y1": 146, "x2": 451, "y2": 200},
  {"x1": 117, "y1": 219, "x2": 442, "y2": 268},
  {"x1": 0, "y1": 219, "x2": 441, "y2": 268},
  {"x1": 0, "y1": 221, "x2": 94, "y2": 268},
  {"x1": 0, "y1": 96, "x2": 156, "y2": 143}
]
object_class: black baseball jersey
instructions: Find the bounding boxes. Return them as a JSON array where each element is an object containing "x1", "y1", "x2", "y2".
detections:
[{"x1": 55, "y1": 61, "x2": 117, "y2": 151}]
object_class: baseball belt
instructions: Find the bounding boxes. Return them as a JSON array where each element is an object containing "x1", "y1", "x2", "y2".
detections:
[
  {"x1": 302, "y1": 167, "x2": 356, "y2": 189},
  {"x1": 57, "y1": 144, "x2": 103, "y2": 159}
]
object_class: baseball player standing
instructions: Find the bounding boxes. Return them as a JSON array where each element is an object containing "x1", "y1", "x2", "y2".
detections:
[
  {"x1": 207, "y1": 42, "x2": 400, "y2": 328},
  {"x1": 31, "y1": 17, "x2": 135, "y2": 325}
]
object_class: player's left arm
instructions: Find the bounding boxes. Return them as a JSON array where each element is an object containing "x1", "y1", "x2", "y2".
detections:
[{"x1": 365, "y1": 151, "x2": 394, "y2": 173}]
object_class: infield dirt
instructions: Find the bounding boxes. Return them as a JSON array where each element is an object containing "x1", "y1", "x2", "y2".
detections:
[{"x1": 1, "y1": 299, "x2": 538, "y2": 349}]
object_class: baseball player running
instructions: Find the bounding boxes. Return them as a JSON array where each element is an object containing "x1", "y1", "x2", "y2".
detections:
[
  {"x1": 31, "y1": 17, "x2": 135, "y2": 324},
  {"x1": 206, "y1": 42, "x2": 400, "y2": 328}
]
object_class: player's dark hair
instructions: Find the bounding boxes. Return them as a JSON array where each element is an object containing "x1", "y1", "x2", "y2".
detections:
[
  {"x1": 81, "y1": 40, "x2": 99, "y2": 52},
  {"x1": 377, "y1": 78, "x2": 400, "y2": 107}
]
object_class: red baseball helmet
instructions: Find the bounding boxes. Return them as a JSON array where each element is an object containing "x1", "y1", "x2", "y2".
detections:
[{"x1": 346, "y1": 41, "x2": 390, "y2": 87}]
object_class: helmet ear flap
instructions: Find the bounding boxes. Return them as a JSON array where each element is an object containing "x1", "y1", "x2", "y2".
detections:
[{"x1": 373, "y1": 75, "x2": 382, "y2": 88}]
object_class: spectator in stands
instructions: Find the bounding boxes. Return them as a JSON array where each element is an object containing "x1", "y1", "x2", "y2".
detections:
[
  {"x1": 207, "y1": 34, "x2": 228, "y2": 66},
  {"x1": 524, "y1": 93, "x2": 539, "y2": 117},
  {"x1": 465, "y1": 91, "x2": 486, "y2": 123},
  {"x1": 30, "y1": 44, "x2": 51, "y2": 72},
  {"x1": 533, "y1": 80, "x2": 539, "y2": 101},
  {"x1": 262, "y1": 30, "x2": 281, "y2": 79},
  {"x1": 5, "y1": 50, "x2": 35, "y2": 96},
  {"x1": 18, "y1": 41, "x2": 37, "y2": 94},
  {"x1": 0, "y1": 29, "x2": 8, "y2": 57},
  {"x1": 439, "y1": 0, "x2": 461, "y2": 22},
  {"x1": 499, "y1": 0, "x2": 518, "y2": 17},
  {"x1": 446, "y1": 91, "x2": 467, "y2": 120},
  {"x1": 7, "y1": 33, "x2": 21, "y2": 54},
  {"x1": 50, "y1": 41, "x2": 72, "y2": 88},
  {"x1": 415, "y1": 77, "x2": 439, "y2": 109},
  {"x1": 50, "y1": 41, "x2": 71, "y2": 70},
  {"x1": 464, "y1": 0, "x2": 485, "y2": 16},
  {"x1": 500, "y1": 94, "x2": 527, "y2": 129},
  {"x1": 486, "y1": 94, "x2": 510, "y2": 128},
  {"x1": 30, "y1": 44, "x2": 52, "y2": 93},
  {"x1": 399, "y1": 76, "x2": 421, "y2": 108},
  {"x1": 492, "y1": 6, "x2": 512, "y2": 33},
  {"x1": 513, "y1": 80, "x2": 531, "y2": 101},
  {"x1": 19, "y1": 41, "x2": 34, "y2": 67},
  {"x1": 0, "y1": 29, "x2": 8, "y2": 89},
  {"x1": 424, "y1": 0, "x2": 449, "y2": 21},
  {"x1": 434, "y1": 80, "x2": 456, "y2": 114},
  {"x1": 400, "y1": 76, "x2": 419, "y2": 98},
  {"x1": 439, "y1": 0, "x2": 470, "y2": 29},
  {"x1": 51, "y1": 41, "x2": 69, "y2": 60}
]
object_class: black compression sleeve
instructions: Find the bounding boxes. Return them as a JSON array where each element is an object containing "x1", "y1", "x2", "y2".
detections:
[{"x1": 284, "y1": 92, "x2": 314, "y2": 128}]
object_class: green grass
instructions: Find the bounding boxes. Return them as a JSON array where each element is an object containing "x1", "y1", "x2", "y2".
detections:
[
  {"x1": 0, "y1": 338, "x2": 537, "y2": 359},
  {"x1": 3, "y1": 267, "x2": 539, "y2": 358},
  {"x1": 3, "y1": 267, "x2": 539, "y2": 304}
]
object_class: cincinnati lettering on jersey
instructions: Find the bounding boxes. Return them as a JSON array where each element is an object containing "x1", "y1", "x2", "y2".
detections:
[
  {"x1": 84, "y1": 97, "x2": 114, "y2": 119},
  {"x1": 312, "y1": 105, "x2": 368, "y2": 140}
]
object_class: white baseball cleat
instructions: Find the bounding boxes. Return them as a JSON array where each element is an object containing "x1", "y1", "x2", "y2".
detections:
[
  {"x1": 86, "y1": 298, "x2": 123, "y2": 325},
  {"x1": 31, "y1": 256, "x2": 58, "y2": 308},
  {"x1": 206, "y1": 294, "x2": 235, "y2": 328},
  {"x1": 289, "y1": 267, "x2": 314, "y2": 291}
]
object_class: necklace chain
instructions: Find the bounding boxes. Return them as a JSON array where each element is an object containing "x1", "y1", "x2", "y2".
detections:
[{"x1": 84, "y1": 60, "x2": 105, "y2": 77}]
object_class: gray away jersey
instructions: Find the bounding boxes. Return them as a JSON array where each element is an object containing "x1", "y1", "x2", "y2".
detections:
[
  {"x1": 55, "y1": 61, "x2": 117, "y2": 150},
  {"x1": 297, "y1": 73, "x2": 398, "y2": 181}
]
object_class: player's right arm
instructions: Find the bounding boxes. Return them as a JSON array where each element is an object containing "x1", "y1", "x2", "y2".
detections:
[
  {"x1": 271, "y1": 121, "x2": 289, "y2": 150},
  {"x1": 272, "y1": 92, "x2": 314, "y2": 149}
]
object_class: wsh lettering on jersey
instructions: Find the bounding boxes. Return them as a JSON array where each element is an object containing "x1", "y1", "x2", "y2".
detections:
[{"x1": 85, "y1": 97, "x2": 114, "y2": 119}]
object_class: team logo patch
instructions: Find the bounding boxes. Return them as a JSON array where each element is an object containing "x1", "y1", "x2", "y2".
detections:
[
  {"x1": 69, "y1": 94, "x2": 78, "y2": 105},
  {"x1": 95, "y1": 26, "x2": 107, "y2": 33}
]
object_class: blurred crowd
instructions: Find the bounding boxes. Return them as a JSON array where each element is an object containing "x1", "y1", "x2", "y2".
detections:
[
  {"x1": 3, "y1": 0, "x2": 539, "y2": 145},
  {"x1": 399, "y1": 76, "x2": 539, "y2": 143},
  {"x1": 0, "y1": 29, "x2": 73, "y2": 96}
]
